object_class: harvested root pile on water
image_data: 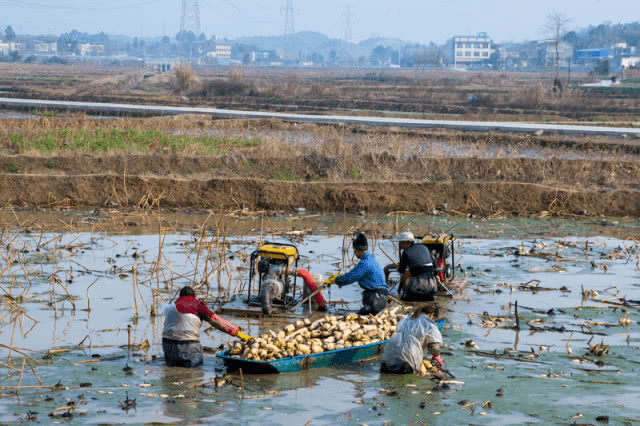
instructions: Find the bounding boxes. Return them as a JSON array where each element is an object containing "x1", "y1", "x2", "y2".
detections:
[{"x1": 228, "y1": 307, "x2": 407, "y2": 361}]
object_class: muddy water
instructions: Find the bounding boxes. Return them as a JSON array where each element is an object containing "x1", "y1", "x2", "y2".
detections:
[{"x1": 1, "y1": 213, "x2": 640, "y2": 425}]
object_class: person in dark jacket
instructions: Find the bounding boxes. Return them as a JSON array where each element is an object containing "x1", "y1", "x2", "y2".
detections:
[
  {"x1": 396, "y1": 232, "x2": 437, "y2": 301},
  {"x1": 333, "y1": 233, "x2": 388, "y2": 315},
  {"x1": 162, "y1": 286, "x2": 251, "y2": 367}
]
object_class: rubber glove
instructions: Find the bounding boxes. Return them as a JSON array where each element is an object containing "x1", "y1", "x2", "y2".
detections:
[
  {"x1": 236, "y1": 331, "x2": 254, "y2": 341},
  {"x1": 431, "y1": 355, "x2": 443, "y2": 368},
  {"x1": 324, "y1": 273, "x2": 343, "y2": 287}
]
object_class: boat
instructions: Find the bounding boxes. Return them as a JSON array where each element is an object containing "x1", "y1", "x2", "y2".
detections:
[{"x1": 216, "y1": 319, "x2": 445, "y2": 374}]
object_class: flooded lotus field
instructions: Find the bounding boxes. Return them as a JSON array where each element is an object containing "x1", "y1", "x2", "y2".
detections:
[{"x1": 1, "y1": 210, "x2": 640, "y2": 425}]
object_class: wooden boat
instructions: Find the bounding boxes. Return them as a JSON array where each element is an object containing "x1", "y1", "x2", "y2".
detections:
[{"x1": 216, "y1": 319, "x2": 445, "y2": 374}]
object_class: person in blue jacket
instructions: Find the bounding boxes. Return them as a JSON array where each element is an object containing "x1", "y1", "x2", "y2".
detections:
[{"x1": 333, "y1": 233, "x2": 388, "y2": 315}]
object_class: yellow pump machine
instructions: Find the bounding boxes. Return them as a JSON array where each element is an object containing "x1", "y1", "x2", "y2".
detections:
[{"x1": 247, "y1": 242, "x2": 301, "y2": 314}]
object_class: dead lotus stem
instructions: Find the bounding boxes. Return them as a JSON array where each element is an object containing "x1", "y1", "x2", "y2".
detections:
[
  {"x1": 51, "y1": 276, "x2": 58, "y2": 316},
  {"x1": 192, "y1": 213, "x2": 211, "y2": 285},
  {"x1": 86, "y1": 277, "x2": 100, "y2": 311},
  {"x1": 24, "y1": 355, "x2": 43, "y2": 384},
  {"x1": 16, "y1": 358, "x2": 26, "y2": 393},
  {"x1": 0, "y1": 252, "x2": 19, "y2": 278},
  {"x1": 0, "y1": 362, "x2": 21, "y2": 373},
  {"x1": 132, "y1": 265, "x2": 139, "y2": 320},
  {"x1": 152, "y1": 218, "x2": 167, "y2": 316},
  {"x1": 134, "y1": 270, "x2": 150, "y2": 314}
]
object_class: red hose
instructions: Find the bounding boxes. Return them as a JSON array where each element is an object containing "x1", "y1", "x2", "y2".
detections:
[
  {"x1": 436, "y1": 258, "x2": 445, "y2": 282},
  {"x1": 296, "y1": 268, "x2": 327, "y2": 309}
]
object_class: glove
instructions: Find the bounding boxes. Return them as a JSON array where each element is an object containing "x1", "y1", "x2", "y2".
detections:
[
  {"x1": 431, "y1": 355, "x2": 443, "y2": 368},
  {"x1": 236, "y1": 331, "x2": 254, "y2": 341},
  {"x1": 324, "y1": 273, "x2": 343, "y2": 287}
]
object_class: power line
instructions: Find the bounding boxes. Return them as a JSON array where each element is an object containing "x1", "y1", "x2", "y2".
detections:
[{"x1": 0, "y1": 0, "x2": 155, "y2": 11}]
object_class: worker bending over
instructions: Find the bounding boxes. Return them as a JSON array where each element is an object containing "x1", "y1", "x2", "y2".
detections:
[
  {"x1": 397, "y1": 232, "x2": 437, "y2": 301},
  {"x1": 381, "y1": 304, "x2": 443, "y2": 374},
  {"x1": 333, "y1": 233, "x2": 388, "y2": 315},
  {"x1": 163, "y1": 286, "x2": 250, "y2": 367}
]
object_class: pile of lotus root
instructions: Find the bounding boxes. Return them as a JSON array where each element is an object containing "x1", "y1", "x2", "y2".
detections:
[{"x1": 231, "y1": 305, "x2": 398, "y2": 352}]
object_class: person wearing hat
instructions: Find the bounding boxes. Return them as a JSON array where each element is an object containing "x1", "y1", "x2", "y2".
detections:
[
  {"x1": 396, "y1": 231, "x2": 437, "y2": 301},
  {"x1": 162, "y1": 286, "x2": 252, "y2": 367},
  {"x1": 332, "y1": 232, "x2": 388, "y2": 315}
]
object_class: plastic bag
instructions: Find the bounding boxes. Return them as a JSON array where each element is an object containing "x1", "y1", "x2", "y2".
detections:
[{"x1": 381, "y1": 314, "x2": 442, "y2": 373}]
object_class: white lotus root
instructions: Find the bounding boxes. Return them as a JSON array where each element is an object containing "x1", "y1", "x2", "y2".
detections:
[{"x1": 229, "y1": 307, "x2": 408, "y2": 361}]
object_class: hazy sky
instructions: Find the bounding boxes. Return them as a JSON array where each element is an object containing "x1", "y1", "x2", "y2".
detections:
[{"x1": 3, "y1": 0, "x2": 639, "y2": 44}]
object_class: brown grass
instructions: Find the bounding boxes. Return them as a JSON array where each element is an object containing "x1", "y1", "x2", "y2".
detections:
[{"x1": 174, "y1": 64, "x2": 200, "y2": 93}]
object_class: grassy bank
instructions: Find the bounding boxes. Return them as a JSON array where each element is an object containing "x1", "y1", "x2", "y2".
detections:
[{"x1": 4, "y1": 128, "x2": 263, "y2": 155}]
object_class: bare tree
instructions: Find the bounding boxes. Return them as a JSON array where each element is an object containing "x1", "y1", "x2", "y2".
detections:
[{"x1": 543, "y1": 12, "x2": 572, "y2": 86}]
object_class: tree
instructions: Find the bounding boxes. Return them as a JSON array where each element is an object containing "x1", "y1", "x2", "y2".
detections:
[
  {"x1": 594, "y1": 59, "x2": 609, "y2": 76},
  {"x1": 543, "y1": 12, "x2": 572, "y2": 81},
  {"x1": 369, "y1": 45, "x2": 388, "y2": 66},
  {"x1": 4, "y1": 25, "x2": 15, "y2": 41}
]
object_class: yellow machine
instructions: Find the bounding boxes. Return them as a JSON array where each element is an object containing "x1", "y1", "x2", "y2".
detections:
[
  {"x1": 248, "y1": 242, "x2": 300, "y2": 314},
  {"x1": 420, "y1": 234, "x2": 455, "y2": 282}
]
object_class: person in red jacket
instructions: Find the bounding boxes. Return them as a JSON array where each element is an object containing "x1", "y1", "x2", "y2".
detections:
[{"x1": 162, "y1": 286, "x2": 251, "y2": 367}]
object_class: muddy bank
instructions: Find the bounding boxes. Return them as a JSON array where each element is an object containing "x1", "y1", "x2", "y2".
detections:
[{"x1": 1, "y1": 173, "x2": 638, "y2": 217}]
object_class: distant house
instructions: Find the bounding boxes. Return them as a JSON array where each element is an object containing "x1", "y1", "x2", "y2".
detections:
[
  {"x1": 79, "y1": 43, "x2": 104, "y2": 56},
  {"x1": 621, "y1": 57, "x2": 640, "y2": 69},
  {"x1": 446, "y1": 32, "x2": 493, "y2": 68},
  {"x1": 576, "y1": 48, "x2": 613, "y2": 66},
  {"x1": 207, "y1": 43, "x2": 232, "y2": 59},
  {"x1": 0, "y1": 41, "x2": 22, "y2": 55},
  {"x1": 531, "y1": 40, "x2": 573, "y2": 67},
  {"x1": 34, "y1": 42, "x2": 57, "y2": 54},
  {"x1": 251, "y1": 50, "x2": 271, "y2": 63},
  {"x1": 579, "y1": 44, "x2": 640, "y2": 72}
]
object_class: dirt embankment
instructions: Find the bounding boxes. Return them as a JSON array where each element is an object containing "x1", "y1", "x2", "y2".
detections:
[{"x1": 0, "y1": 150, "x2": 639, "y2": 218}]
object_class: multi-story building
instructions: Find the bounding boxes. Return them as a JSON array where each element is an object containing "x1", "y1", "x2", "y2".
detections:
[
  {"x1": 78, "y1": 43, "x2": 104, "y2": 56},
  {"x1": 447, "y1": 32, "x2": 492, "y2": 68},
  {"x1": 534, "y1": 40, "x2": 573, "y2": 66},
  {"x1": 206, "y1": 43, "x2": 231, "y2": 59},
  {"x1": 216, "y1": 43, "x2": 231, "y2": 59},
  {"x1": 34, "y1": 42, "x2": 57, "y2": 54},
  {"x1": 0, "y1": 41, "x2": 22, "y2": 55}
]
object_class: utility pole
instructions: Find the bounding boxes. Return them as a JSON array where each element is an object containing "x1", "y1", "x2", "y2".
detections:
[
  {"x1": 344, "y1": 5, "x2": 352, "y2": 43},
  {"x1": 341, "y1": 5, "x2": 354, "y2": 66},
  {"x1": 283, "y1": 0, "x2": 294, "y2": 36},
  {"x1": 180, "y1": 0, "x2": 201, "y2": 63},
  {"x1": 281, "y1": 0, "x2": 295, "y2": 63}
]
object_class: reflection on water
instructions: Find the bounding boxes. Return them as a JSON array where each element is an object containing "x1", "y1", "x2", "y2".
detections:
[{"x1": 1, "y1": 215, "x2": 640, "y2": 424}]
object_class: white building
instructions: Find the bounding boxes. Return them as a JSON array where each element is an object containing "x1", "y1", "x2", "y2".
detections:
[
  {"x1": 79, "y1": 43, "x2": 104, "y2": 56},
  {"x1": 447, "y1": 33, "x2": 492, "y2": 67},
  {"x1": 207, "y1": 43, "x2": 232, "y2": 59},
  {"x1": 534, "y1": 40, "x2": 573, "y2": 66},
  {"x1": 0, "y1": 41, "x2": 22, "y2": 55},
  {"x1": 34, "y1": 42, "x2": 57, "y2": 54}
]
